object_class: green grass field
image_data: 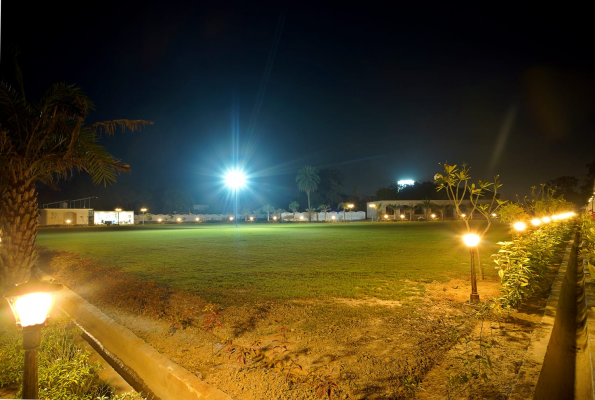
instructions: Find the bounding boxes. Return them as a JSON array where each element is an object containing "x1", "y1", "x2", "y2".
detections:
[{"x1": 37, "y1": 221, "x2": 510, "y2": 305}]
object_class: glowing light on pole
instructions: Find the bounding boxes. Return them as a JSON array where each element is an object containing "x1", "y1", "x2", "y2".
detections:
[
  {"x1": 531, "y1": 218, "x2": 541, "y2": 227},
  {"x1": 225, "y1": 170, "x2": 246, "y2": 228},
  {"x1": 348, "y1": 204, "x2": 354, "y2": 222},
  {"x1": 140, "y1": 208, "x2": 147, "y2": 225},
  {"x1": 4, "y1": 268, "x2": 63, "y2": 399},
  {"x1": 462, "y1": 234, "x2": 481, "y2": 302},
  {"x1": 513, "y1": 222, "x2": 527, "y2": 232},
  {"x1": 115, "y1": 208, "x2": 122, "y2": 225},
  {"x1": 542, "y1": 216, "x2": 551, "y2": 223}
]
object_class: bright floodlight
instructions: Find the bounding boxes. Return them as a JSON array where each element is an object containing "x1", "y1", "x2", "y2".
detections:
[
  {"x1": 400, "y1": 215, "x2": 405, "y2": 219},
  {"x1": 250, "y1": 216, "x2": 254, "y2": 221},
  {"x1": 531, "y1": 218, "x2": 541, "y2": 226},
  {"x1": 195, "y1": 217, "x2": 200, "y2": 221},
  {"x1": 461, "y1": 213, "x2": 467, "y2": 218},
  {"x1": 273, "y1": 216, "x2": 277, "y2": 220},
  {"x1": 157, "y1": 218, "x2": 162, "y2": 222},
  {"x1": 491, "y1": 213, "x2": 497, "y2": 217},
  {"x1": 463, "y1": 234, "x2": 480, "y2": 247},
  {"x1": 384, "y1": 214, "x2": 389, "y2": 219},
  {"x1": 225, "y1": 170, "x2": 246, "y2": 189},
  {"x1": 513, "y1": 222, "x2": 527, "y2": 231},
  {"x1": 369, "y1": 204, "x2": 377, "y2": 208},
  {"x1": 331, "y1": 215, "x2": 336, "y2": 220},
  {"x1": 431, "y1": 214, "x2": 436, "y2": 218},
  {"x1": 300, "y1": 215, "x2": 304, "y2": 220},
  {"x1": 542, "y1": 216, "x2": 551, "y2": 223},
  {"x1": 348, "y1": 204, "x2": 354, "y2": 209},
  {"x1": 140, "y1": 208, "x2": 147, "y2": 212},
  {"x1": 230, "y1": 216, "x2": 234, "y2": 221},
  {"x1": 398, "y1": 180, "x2": 414, "y2": 186}
]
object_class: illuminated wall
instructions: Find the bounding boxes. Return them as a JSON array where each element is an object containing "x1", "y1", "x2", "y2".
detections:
[
  {"x1": 39, "y1": 209, "x2": 93, "y2": 225},
  {"x1": 94, "y1": 211, "x2": 135, "y2": 225}
]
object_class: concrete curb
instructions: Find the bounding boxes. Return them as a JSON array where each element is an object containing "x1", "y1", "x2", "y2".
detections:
[
  {"x1": 41, "y1": 271, "x2": 231, "y2": 400},
  {"x1": 509, "y1": 231, "x2": 579, "y2": 399},
  {"x1": 581, "y1": 247, "x2": 595, "y2": 399}
]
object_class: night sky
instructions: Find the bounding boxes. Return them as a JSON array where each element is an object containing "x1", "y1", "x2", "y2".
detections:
[{"x1": 2, "y1": 2, "x2": 595, "y2": 211}]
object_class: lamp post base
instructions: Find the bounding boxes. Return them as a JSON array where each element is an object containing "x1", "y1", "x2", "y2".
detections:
[
  {"x1": 22, "y1": 326, "x2": 42, "y2": 400},
  {"x1": 469, "y1": 293, "x2": 480, "y2": 302}
]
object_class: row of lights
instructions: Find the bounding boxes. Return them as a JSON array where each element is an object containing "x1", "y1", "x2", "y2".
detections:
[{"x1": 513, "y1": 212, "x2": 576, "y2": 232}]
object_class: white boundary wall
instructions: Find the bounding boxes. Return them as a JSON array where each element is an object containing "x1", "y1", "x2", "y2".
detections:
[{"x1": 137, "y1": 211, "x2": 366, "y2": 224}]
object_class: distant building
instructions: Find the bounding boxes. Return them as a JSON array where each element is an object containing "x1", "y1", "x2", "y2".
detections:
[
  {"x1": 94, "y1": 211, "x2": 134, "y2": 225},
  {"x1": 366, "y1": 199, "x2": 491, "y2": 220},
  {"x1": 39, "y1": 208, "x2": 93, "y2": 226}
]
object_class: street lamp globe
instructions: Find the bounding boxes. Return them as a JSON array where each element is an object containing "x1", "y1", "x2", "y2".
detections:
[
  {"x1": 384, "y1": 214, "x2": 389, "y2": 219},
  {"x1": 400, "y1": 215, "x2": 405, "y2": 219},
  {"x1": 273, "y1": 216, "x2": 278, "y2": 221},
  {"x1": 541, "y1": 216, "x2": 551, "y2": 223},
  {"x1": 513, "y1": 222, "x2": 527, "y2": 232},
  {"x1": 225, "y1": 170, "x2": 246, "y2": 189},
  {"x1": 195, "y1": 217, "x2": 200, "y2": 222},
  {"x1": 462, "y1": 234, "x2": 480, "y2": 247},
  {"x1": 531, "y1": 218, "x2": 541, "y2": 226}
]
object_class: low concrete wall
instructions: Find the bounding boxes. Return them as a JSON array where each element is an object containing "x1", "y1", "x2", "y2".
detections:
[
  {"x1": 43, "y1": 274, "x2": 231, "y2": 400},
  {"x1": 509, "y1": 232, "x2": 579, "y2": 399}
]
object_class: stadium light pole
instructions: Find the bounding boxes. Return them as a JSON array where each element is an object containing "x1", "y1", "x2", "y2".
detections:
[{"x1": 225, "y1": 170, "x2": 246, "y2": 228}]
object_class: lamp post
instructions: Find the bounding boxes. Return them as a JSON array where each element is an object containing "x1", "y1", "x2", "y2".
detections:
[
  {"x1": 4, "y1": 267, "x2": 63, "y2": 399},
  {"x1": 115, "y1": 208, "x2": 122, "y2": 225},
  {"x1": 225, "y1": 170, "x2": 246, "y2": 228},
  {"x1": 140, "y1": 208, "x2": 147, "y2": 225},
  {"x1": 348, "y1": 204, "x2": 354, "y2": 222},
  {"x1": 462, "y1": 234, "x2": 480, "y2": 302},
  {"x1": 369, "y1": 203, "x2": 377, "y2": 222}
]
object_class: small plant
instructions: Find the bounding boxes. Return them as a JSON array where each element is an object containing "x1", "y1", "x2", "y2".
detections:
[
  {"x1": 272, "y1": 326, "x2": 290, "y2": 354},
  {"x1": 308, "y1": 367, "x2": 339, "y2": 399}
]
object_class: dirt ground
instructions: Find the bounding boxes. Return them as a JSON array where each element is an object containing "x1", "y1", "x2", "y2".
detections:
[{"x1": 80, "y1": 269, "x2": 556, "y2": 400}]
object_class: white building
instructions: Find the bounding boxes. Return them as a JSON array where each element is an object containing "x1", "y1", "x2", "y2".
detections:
[{"x1": 94, "y1": 210, "x2": 135, "y2": 225}]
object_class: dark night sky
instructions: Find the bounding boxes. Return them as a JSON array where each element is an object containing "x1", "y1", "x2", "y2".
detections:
[{"x1": 2, "y1": 2, "x2": 595, "y2": 211}]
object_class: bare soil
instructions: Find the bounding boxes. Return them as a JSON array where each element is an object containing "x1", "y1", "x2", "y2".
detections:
[{"x1": 78, "y1": 271, "x2": 555, "y2": 400}]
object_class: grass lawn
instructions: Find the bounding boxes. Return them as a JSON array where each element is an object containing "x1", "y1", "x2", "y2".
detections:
[{"x1": 37, "y1": 221, "x2": 510, "y2": 306}]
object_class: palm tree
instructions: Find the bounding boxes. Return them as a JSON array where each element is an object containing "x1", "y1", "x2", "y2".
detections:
[
  {"x1": 296, "y1": 166, "x2": 320, "y2": 222},
  {"x1": 289, "y1": 201, "x2": 299, "y2": 221},
  {"x1": 241, "y1": 207, "x2": 251, "y2": 222},
  {"x1": 306, "y1": 207, "x2": 318, "y2": 222},
  {"x1": 319, "y1": 204, "x2": 330, "y2": 221},
  {"x1": 262, "y1": 204, "x2": 275, "y2": 221},
  {"x1": 407, "y1": 204, "x2": 417, "y2": 221},
  {"x1": 338, "y1": 202, "x2": 348, "y2": 222},
  {"x1": 387, "y1": 204, "x2": 400, "y2": 220},
  {"x1": 0, "y1": 70, "x2": 152, "y2": 288},
  {"x1": 417, "y1": 199, "x2": 436, "y2": 220},
  {"x1": 434, "y1": 204, "x2": 450, "y2": 220},
  {"x1": 275, "y1": 208, "x2": 286, "y2": 222}
]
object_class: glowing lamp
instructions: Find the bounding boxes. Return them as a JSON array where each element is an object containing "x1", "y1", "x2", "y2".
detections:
[
  {"x1": 4, "y1": 270, "x2": 63, "y2": 327},
  {"x1": 250, "y1": 216, "x2": 254, "y2": 221},
  {"x1": 462, "y1": 234, "x2": 480, "y2": 247},
  {"x1": 225, "y1": 170, "x2": 246, "y2": 189},
  {"x1": 384, "y1": 214, "x2": 389, "y2": 219},
  {"x1": 177, "y1": 218, "x2": 182, "y2": 222},
  {"x1": 369, "y1": 204, "x2": 377, "y2": 208},
  {"x1": 531, "y1": 218, "x2": 541, "y2": 226},
  {"x1": 65, "y1": 219, "x2": 71, "y2": 224},
  {"x1": 273, "y1": 216, "x2": 277, "y2": 221},
  {"x1": 300, "y1": 215, "x2": 304, "y2": 220},
  {"x1": 551, "y1": 215, "x2": 559, "y2": 220},
  {"x1": 400, "y1": 215, "x2": 405, "y2": 219},
  {"x1": 158, "y1": 218, "x2": 163, "y2": 222},
  {"x1": 461, "y1": 214, "x2": 467, "y2": 218},
  {"x1": 513, "y1": 222, "x2": 527, "y2": 232},
  {"x1": 331, "y1": 215, "x2": 336, "y2": 220},
  {"x1": 115, "y1": 208, "x2": 122, "y2": 212},
  {"x1": 140, "y1": 208, "x2": 147, "y2": 213},
  {"x1": 431, "y1": 214, "x2": 436, "y2": 219},
  {"x1": 195, "y1": 217, "x2": 200, "y2": 222},
  {"x1": 542, "y1": 217, "x2": 551, "y2": 223},
  {"x1": 230, "y1": 216, "x2": 234, "y2": 221},
  {"x1": 491, "y1": 213, "x2": 497, "y2": 217},
  {"x1": 4, "y1": 268, "x2": 63, "y2": 398},
  {"x1": 348, "y1": 204, "x2": 354, "y2": 209}
]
